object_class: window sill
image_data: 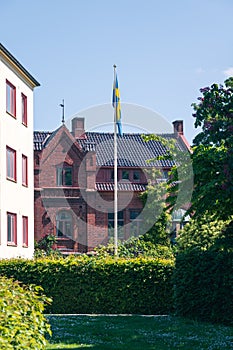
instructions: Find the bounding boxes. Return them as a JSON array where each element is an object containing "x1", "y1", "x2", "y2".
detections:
[
  {"x1": 22, "y1": 122, "x2": 28, "y2": 127},
  {"x1": 7, "y1": 243, "x2": 17, "y2": 247},
  {"x1": 6, "y1": 111, "x2": 16, "y2": 119},
  {"x1": 6, "y1": 177, "x2": 17, "y2": 183}
]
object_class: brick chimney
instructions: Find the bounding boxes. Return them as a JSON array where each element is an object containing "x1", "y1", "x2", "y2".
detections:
[
  {"x1": 172, "y1": 120, "x2": 183, "y2": 135},
  {"x1": 72, "y1": 117, "x2": 85, "y2": 139}
]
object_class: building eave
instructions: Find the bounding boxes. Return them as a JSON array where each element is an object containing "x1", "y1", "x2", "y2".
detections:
[{"x1": 0, "y1": 43, "x2": 40, "y2": 88}]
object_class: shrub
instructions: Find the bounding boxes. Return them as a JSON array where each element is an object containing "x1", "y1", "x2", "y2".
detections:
[
  {"x1": 0, "y1": 256, "x2": 174, "y2": 315},
  {"x1": 174, "y1": 250, "x2": 233, "y2": 325},
  {"x1": 0, "y1": 276, "x2": 52, "y2": 349},
  {"x1": 95, "y1": 236, "x2": 174, "y2": 260},
  {"x1": 176, "y1": 214, "x2": 232, "y2": 252},
  {"x1": 34, "y1": 234, "x2": 62, "y2": 258}
]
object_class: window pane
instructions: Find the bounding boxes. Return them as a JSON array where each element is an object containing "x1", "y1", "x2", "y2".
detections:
[
  {"x1": 122, "y1": 170, "x2": 129, "y2": 180},
  {"x1": 23, "y1": 216, "x2": 28, "y2": 246},
  {"x1": 22, "y1": 155, "x2": 28, "y2": 186},
  {"x1": 108, "y1": 211, "x2": 124, "y2": 226},
  {"x1": 6, "y1": 84, "x2": 11, "y2": 113},
  {"x1": 7, "y1": 150, "x2": 12, "y2": 178},
  {"x1": 130, "y1": 210, "x2": 142, "y2": 237},
  {"x1": 7, "y1": 214, "x2": 12, "y2": 242},
  {"x1": 107, "y1": 211, "x2": 124, "y2": 240},
  {"x1": 22, "y1": 94, "x2": 27, "y2": 125},
  {"x1": 6, "y1": 81, "x2": 16, "y2": 116},
  {"x1": 108, "y1": 212, "x2": 114, "y2": 220},
  {"x1": 56, "y1": 211, "x2": 73, "y2": 237},
  {"x1": 7, "y1": 147, "x2": 16, "y2": 181},
  {"x1": 59, "y1": 211, "x2": 72, "y2": 220},
  {"x1": 56, "y1": 221, "x2": 63, "y2": 237},
  {"x1": 133, "y1": 171, "x2": 140, "y2": 181},
  {"x1": 118, "y1": 211, "x2": 124, "y2": 220},
  {"x1": 56, "y1": 168, "x2": 63, "y2": 186},
  {"x1": 130, "y1": 210, "x2": 140, "y2": 220},
  {"x1": 163, "y1": 170, "x2": 169, "y2": 179},
  {"x1": 64, "y1": 168, "x2": 72, "y2": 186},
  {"x1": 7, "y1": 213, "x2": 16, "y2": 243},
  {"x1": 65, "y1": 222, "x2": 72, "y2": 236}
]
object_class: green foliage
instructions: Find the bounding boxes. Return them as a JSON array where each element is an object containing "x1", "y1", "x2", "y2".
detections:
[
  {"x1": 172, "y1": 79, "x2": 233, "y2": 326},
  {"x1": 174, "y1": 250, "x2": 233, "y2": 325},
  {"x1": 95, "y1": 210, "x2": 174, "y2": 259},
  {"x1": 142, "y1": 134, "x2": 193, "y2": 216},
  {"x1": 176, "y1": 214, "x2": 232, "y2": 252},
  {"x1": 213, "y1": 220, "x2": 233, "y2": 252},
  {"x1": 141, "y1": 211, "x2": 172, "y2": 247},
  {"x1": 191, "y1": 79, "x2": 233, "y2": 220},
  {"x1": 0, "y1": 257, "x2": 174, "y2": 315},
  {"x1": 34, "y1": 234, "x2": 62, "y2": 258},
  {"x1": 0, "y1": 276, "x2": 52, "y2": 349},
  {"x1": 95, "y1": 237, "x2": 174, "y2": 260}
]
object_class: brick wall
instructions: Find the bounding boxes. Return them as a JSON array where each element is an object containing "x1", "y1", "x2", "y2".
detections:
[{"x1": 34, "y1": 125, "x2": 152, "y2": 252}]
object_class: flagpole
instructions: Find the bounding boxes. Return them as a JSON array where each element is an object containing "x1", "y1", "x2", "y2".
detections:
[{"x1": 113, "y1": 64, "x2": 118, "y2": 256}]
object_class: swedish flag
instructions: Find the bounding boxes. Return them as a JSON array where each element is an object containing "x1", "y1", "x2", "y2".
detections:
[{"x1": 112, "y1": 74, "x2": 122, "y2": 136}]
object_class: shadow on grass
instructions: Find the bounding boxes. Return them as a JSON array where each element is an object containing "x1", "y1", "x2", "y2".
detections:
[{"x1": 46, "y1": 315, "x2": 233, "y2": 350}]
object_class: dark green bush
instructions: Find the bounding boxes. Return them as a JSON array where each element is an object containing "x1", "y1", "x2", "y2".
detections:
[
  {"x1": 0, "y1": 256, "x2": 174, "y2": 315},
  {"x1": 0, "y1": 276, "x2": 52, "y2": 349},
  {"x1": 174, "y1": 250, "x2": 233, "y2": 325}
]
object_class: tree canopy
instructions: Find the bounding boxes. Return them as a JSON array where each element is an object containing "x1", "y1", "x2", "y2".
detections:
[{"x1": 191, "y1": 78, "x2": 233, "y2": 220}]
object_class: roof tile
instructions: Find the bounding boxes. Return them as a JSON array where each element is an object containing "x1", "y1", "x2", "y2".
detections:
[{"x1": 34, "y1": 131, "x2": 187, "y2": 168}]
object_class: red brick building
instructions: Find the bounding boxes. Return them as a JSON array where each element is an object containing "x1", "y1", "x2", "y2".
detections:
[{"x1": 34, "y1": 118, "x2": 189, "y2": 253}]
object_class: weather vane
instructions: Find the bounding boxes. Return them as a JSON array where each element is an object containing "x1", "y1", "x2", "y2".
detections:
[{"x1": 60, "y1": 99, "x2": 65, "y2": 124}]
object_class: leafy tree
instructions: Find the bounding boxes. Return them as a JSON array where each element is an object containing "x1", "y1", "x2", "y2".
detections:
[
  {"x1": 191, "y1": 78, "x2": 233, "y2": 220},
  {"x1": 140, "y1": 166, "x2": 172, "y2": 247},
  {"x1": 95, "y1": 167, "x2": 174, "y2": 258},
  {"x1": 176, "y1": 213, "x2": 232, "y2": 252},
  {"x1": 142, "y1": 134, "x2": 193, "y2": 225}
]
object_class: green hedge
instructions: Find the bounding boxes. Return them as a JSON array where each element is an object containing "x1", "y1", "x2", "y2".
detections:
[
  {"x1": 0, "y1": 276, "x2": 51, "y2": 349},
  {"x1": 174, "y1": 251, "x2": 233, "y2": 325},
  {"x1": 0, "y1": 256, "x2": 174, "y2": 314}
]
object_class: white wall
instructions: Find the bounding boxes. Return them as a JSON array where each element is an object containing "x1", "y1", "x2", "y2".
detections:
[{"x1": 0, "y1": 56, "x2": 35, "y2": 258}]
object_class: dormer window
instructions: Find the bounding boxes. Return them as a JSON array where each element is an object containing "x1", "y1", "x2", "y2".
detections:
[
  {"x1": 56, "y1": 166, "x2": 72, "y2": 186},
  {"x1": 133, "y1": 171, "x2": 140, "y2": 181},
  {"x1": 122, "y1": 170, "x2": 129, "y2": 180}
]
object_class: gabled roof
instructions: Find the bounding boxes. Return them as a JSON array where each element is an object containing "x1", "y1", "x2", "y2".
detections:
[
  {"x1": 78, "y1": 132, "x2": 186, "y2": 168},
  {"x1": 34, "y1": 130, "x2": 188, "y2": 168}
]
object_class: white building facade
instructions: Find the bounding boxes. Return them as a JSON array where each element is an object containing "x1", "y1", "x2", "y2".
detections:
[{"x1": 0, "y1": 44, "x2": 39, "y2": 258}]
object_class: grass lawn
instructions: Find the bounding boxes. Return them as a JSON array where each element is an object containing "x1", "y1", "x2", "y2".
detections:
[{"x1": 46, "y1": 315, "x2": 233, "y2": 350}]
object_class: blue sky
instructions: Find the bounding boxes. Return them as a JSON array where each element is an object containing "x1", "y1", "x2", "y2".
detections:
[{"x1": 1, "y1": 0, "x2": 233, "y2": 143}]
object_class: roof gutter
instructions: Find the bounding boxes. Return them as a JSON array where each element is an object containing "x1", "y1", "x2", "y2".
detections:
[{"x1": 0, "y1": 43, "x2": 40, "y2": 88}]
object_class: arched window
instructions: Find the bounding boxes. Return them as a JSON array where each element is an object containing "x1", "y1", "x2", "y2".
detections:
[{"x1": 56, "y1": 211, "x2": 72, "y2": 237}]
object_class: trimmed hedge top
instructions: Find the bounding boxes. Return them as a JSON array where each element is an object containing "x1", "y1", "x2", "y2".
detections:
[{"x1": 0, "y1": 256, "x2": 174, "y2": 315}]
